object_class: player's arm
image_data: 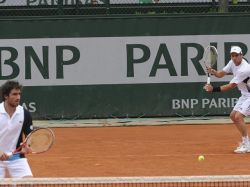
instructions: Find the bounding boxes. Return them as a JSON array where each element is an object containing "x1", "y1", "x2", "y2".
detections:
[
  {"x1": 23, "y1": 108, "x2": 33, "y2": 136},
  {"x1": 18, "y1": 109, "x2": 33, "y2": 155},
  {"x1": 0, "y1": 151, "x2": 10, "y2": 161},
  {"x1": 204, "y1": 83, "x2": 237, "y2": 92},
  {"x1": 208, "y1": 68, "x2": 227, "y2": 78}
]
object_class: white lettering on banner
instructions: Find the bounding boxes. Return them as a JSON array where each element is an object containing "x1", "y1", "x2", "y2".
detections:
[
  {"x1": 172, "y1": 99, "x2": 199, "y2": 109},
  {"x1": 202, "y1": 98, "x2": 238, "y2": 108},
  {"x1": 0, "y1": 35, "x2": 249, "y2": 86},
  {"x1": 22, "y1": 102, "x2": 37, "y2": 112},
  {"x1": 172, "y1": 98, "x2": 238, "y2": 109}
]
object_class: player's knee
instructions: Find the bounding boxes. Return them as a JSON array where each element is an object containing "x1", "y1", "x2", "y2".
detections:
[
  {"x1": 234, "y1": 113, "x2": 244, "y2": 122},
  {"x1": 230, "y1": 112, "x2": 236, "y2": 122}
]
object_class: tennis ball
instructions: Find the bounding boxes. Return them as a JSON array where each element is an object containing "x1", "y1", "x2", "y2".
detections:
[{"x1": 198, "y1": 155, "x2": 205, "y2": 161}]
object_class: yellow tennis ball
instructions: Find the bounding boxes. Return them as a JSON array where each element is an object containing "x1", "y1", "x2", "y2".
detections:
[{"x1": 198, "y1": 155, "x2": 205, "y2": 161}]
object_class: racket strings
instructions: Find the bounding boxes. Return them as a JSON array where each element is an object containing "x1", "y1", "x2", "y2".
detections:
[
  {"x1": 203, "y1": 46, "x2": 218, "y2": 68},
  {"x1": 209, "y1": 48, "x2": 218, "y2": 67},
  {"x1": 26, "y1": 129, "x2": 55, "y2": 153}
]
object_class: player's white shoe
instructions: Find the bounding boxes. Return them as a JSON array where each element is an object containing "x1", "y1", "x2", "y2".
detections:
[{"x1": 234, "y1": 142, "x2": 250, "y2": 153}]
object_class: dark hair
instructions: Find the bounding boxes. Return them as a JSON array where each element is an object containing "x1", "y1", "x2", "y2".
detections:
[{"x1": 1, "y1": 80, "x2": 23, "y2": 101}]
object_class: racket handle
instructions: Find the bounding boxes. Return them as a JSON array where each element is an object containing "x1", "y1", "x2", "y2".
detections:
[{"x1": 207, "y1": 77, "x2": 211, "y2": 84}]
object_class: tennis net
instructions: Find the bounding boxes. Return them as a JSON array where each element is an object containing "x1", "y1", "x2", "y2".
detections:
[{"x1": 1, "y1": 176, "x2": 250, "y2": 187}]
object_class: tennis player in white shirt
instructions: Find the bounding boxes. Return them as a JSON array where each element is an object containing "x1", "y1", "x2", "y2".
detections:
[
  {"x1": 0, "y1": 80, "x2": 33, "y2": 177},
  {"x1": 204, "y1": 46, "x2": 250, "y2": 153}
]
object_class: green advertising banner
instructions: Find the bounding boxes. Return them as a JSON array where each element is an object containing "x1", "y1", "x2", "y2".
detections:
[{"x1": 0, "y1": 14, "x2": 249, "y2": 119}]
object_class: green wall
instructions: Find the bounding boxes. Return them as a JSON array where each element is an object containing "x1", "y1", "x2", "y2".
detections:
[{"x1": 0, "y1": 14, "x2": 249, "y2": 119}]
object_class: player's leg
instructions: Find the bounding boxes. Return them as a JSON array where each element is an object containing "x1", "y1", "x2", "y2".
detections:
[
  {"x1": 230, "y1": 111, "x2": 248, "y2": 137},
  {"x1": 232, "y1": 96, "x2": 250, "y2": 153},
  {"x1": 7, "y1": 158, "x2": 33, "y2": 178},
  {"x1": 0, "y1": 162, "x2": 6, "y2": 178}
]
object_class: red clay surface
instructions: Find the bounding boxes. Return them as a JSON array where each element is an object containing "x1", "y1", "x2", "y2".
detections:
[{"x1": 28, "y1": 124, "x2": 250, "y2": 177}]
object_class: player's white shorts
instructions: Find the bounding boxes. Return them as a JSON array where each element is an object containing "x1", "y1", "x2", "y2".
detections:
[
  {"x1": 233, "y1": 95, "x2": 250, "y2": 116},
  {"x1": 0, "y1": 158, "x2": 33, "y2": 178}
]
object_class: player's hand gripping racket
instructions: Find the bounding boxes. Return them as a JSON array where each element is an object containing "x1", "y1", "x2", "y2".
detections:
[
  {"x1": 202, "y1": 45, "x2": 218, "y2": 84},
  {"x1": 9, "y1": 128, "x2": 55, "y2": 157}
]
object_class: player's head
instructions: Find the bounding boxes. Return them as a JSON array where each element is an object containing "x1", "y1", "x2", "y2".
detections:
[
  {"x1": 230, "y1": 46, "x2": 243, "y2": 65},
  {"x1": 1, "y1": 80, "x2": 23, "y2": 105},
  {"x1": 230, "y1": 46, "x2": 242, "y2": 54}
]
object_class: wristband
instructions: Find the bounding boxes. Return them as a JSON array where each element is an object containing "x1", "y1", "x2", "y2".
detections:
[{"x1": 212, "y1": 87, "x2": 221, "y2": 92}]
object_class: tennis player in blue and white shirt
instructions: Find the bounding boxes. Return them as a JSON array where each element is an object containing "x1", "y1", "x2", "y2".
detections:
[
  {"x1": 204, "y1": 46, "x2": 250, "y2": 153},
  {"x1": 0, "y1": 80, "x2": 33, "y2": 178}
]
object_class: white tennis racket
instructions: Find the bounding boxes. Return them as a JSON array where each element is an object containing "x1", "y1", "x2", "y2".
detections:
[{"x1": 202, "y1": 46, "x2": 218, "y2": 84}]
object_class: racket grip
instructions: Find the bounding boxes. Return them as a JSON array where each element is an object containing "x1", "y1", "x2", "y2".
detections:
[{"x1": 207, "y1": 77, "x2": 211, "y2": 84}]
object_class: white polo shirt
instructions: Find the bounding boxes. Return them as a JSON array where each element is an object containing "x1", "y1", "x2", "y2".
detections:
[
  {"x1": 223, "y1": 59, "x2": 250, "y2": 96},
  {"x1": 0, "y1": 102, "x2": 24, "y2": 155}
]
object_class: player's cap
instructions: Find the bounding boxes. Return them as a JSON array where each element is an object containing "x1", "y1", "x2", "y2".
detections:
[{"x1": 230, "y1": 46, "x2": 242, "y2": 54}]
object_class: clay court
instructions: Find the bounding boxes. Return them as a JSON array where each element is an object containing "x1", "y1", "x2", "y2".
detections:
[{"x1": 27, "y1": 122, "x2": 250, "y2": 177}]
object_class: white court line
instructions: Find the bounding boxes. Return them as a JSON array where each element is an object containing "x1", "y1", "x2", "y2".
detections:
[{"x1": 52, "y1": 153, "x2": 239, "y2": 159}]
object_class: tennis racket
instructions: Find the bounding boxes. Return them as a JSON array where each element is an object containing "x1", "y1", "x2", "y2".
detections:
[
  {"x1": 202, "y1": 45, "x2": 218, "y2": 84},
  {"x1": 9, "y1": 128, "x2": 55, "y2": 157}
]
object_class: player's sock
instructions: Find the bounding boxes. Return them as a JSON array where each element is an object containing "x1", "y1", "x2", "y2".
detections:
[{"x1": 242, "y1": 136, "x2": 249, "y2": 145}]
